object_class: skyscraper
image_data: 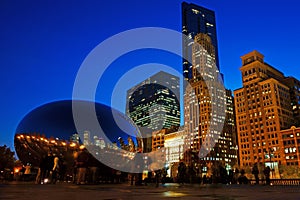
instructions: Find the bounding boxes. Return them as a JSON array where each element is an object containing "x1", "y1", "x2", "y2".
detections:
[
  {"x1": 126, "y1": 71, "x2": 180, "y2": 152},
  {"x1": 183, "y1": 32, "x2": 237, "y2": 170},
  {"x1": 83, "y1": 130, "x2": 90, "y2": 146},
  {"x1": 182, "y1": 2, "x2": 220, "y2": 81}
]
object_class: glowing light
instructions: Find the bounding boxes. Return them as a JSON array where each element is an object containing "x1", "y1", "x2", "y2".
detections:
[
  {"x1": 70, "y1": 143, "x2": 76, "y2": 147},
  {"x1": 163, "y1": 191, "x2": 186, "y2": 197},
  {"x1": 14, "y1": 168, "x2": 20, "y2": 173},
  {"x1": 79, "y1": 145, "x2": 85, "y2": 150}
]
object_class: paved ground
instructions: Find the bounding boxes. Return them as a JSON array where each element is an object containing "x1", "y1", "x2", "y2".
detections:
[{"x1": 0, "y1": 182, "x2": 299, "y2": 200}]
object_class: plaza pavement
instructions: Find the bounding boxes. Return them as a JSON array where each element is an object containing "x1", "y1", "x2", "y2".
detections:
[{"x1": 0, "y1": 181, "x2": 299, "y2": 200}]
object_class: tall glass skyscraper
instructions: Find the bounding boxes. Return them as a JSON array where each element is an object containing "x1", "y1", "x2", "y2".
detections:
[
  {"x1": 182, "y1": 3, "x2": 237, "y2": 171},
  {"x1": 126, "y1": 71, "x2": 180, "y2": 152},
  {"x1": 182, "y1": 2, "x2": 220, "y2": 81}
]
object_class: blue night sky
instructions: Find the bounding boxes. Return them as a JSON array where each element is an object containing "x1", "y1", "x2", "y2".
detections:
[{"x1": 1, "y1": 0, "x2": 300, "y2": 150}]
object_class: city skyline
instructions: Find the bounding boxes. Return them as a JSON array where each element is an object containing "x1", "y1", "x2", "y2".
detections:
[{"x1": 1, "y1": 0, "x2": 300, "y2": 150}]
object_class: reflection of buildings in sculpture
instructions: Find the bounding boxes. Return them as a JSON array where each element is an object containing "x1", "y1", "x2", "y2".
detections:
[
  {"x1": 15, "y1": 132, "x2": 143, "y2": 174},
  {"x1": 14, "y1": 133, "x2": 76, "y2": 169},
  {"x1": 14, "y1": 100, "x2": 145, "y2": 174},
  {"x1": 83, "y1": 130, "x2": 90, "y2": 146},
  {"x1": 126, "y1": 71, "x2": 180, "y2": 153},
  {"x1": 234, "y1": 50, "x2": 296, "y2": 168},
  {"x1": 127, "y1": 137, "x2": 136, "y2": 152},
  {"x1": 93, "y1": 135, "x2": 106, "y2": 148},
  {"x1": 70, "y1": 133, "x2": 80, "y2": 144},
  {"x1": 164, "y1": 127, "x2": 185, "y2": 177}
]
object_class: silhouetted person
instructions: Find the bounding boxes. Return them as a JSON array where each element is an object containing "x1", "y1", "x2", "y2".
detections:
[
  {"x1": 72, "y1": 150, "x2": 79, "y2": 183},
  {"x1": 219, "y1": 164, "x2": 228, "y2": 184},
  {"x1": 233, "y1": 168, "x2": 239, "y2": 184},
  {"x1": 263, "y1": 166, "x2": 271, "y2": 185},
  {"x1": 51, "y1": 153, "x2": 59, "y2": 184},
  {"x1": 59, "y1": 157, "x2": 67, "y2": 182},
  {"x1": 76, "y1": 148, "x2": 89, "y2": 184},
  {"x1": 132, "y1": 152, "x2": 144, "y2": 186},
  {"x1": 177, "y1": 162, "x2": 186, "y2": 185},
  {"x1": 252, "y1": 163, "x2": 259, "y2": 185},
  {"x1": 35, "y1": 154, "x2": 47, "y2": 184},
  {"x1": 44, "y1": 152, "x2": 54, "y2": 183},
  {"x1": 87, "y1": 154, "x2": 99, "y2": 184},
  {"x1": 154, "y1": 169, "x2": 161, "y2": 187},
  {"x1": 228, "y1": 169, "x2": 234, "y2": 184},
  {"x1": 238, "y1": 169, "x2": 248, "y2": 184},
  {"x1": 24, "y1": 163, "x2": 31, "y2": 181},
  {"x1": 202, "y1": 175, "x2": 207, "y2": 184},
  {"x1": 187, "y1": 165, "x2": 196, "y2": 184},
  {"x1": 161, "y1": 168, "x2": 167, "y2": 185}
]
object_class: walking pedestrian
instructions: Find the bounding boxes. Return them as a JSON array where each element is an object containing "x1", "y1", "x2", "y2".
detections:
[
  {"x1": 76, "y1": 147, "x2": 89, "y2": 185},
  {"x1": 252, "y1": 163, "x2": 259, "y2": 185},
  {"x1": 263, "y1": 166, "x2": 271, "y2": 185},
  {"x1": 177, "y1": 162, "x2": 186, "y2": 185},
  {"x1": 51, "y1": 153, "x2": 60, "y2": 184},
  {"x1": 35, "y1": 154, "x2": 47, "y2": 184}
]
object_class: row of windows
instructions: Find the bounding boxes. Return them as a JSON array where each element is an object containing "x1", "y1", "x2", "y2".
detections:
[
  {"x1": 282, "y1": 132, "x2": 300, "y2": 138},
  {"x1": 283, "y1": 140, "x2": 300, "y2": 145},
  {"x1": 286, "y1": 161, "x2": 299, "y2": 166}
]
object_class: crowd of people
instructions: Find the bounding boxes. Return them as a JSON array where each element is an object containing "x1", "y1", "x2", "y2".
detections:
[
  {"x1": 175, "y1": 161, "x2": 273, "y2": 185},
  {"x1": 14, "y1": 150, "x2": 274, "y2": 186},
  {"x1": 33, "y1": 147, "x2": 125, "y2": 185}
]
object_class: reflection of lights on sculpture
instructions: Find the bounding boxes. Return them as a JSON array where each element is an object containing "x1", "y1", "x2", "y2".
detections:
[
  {"x1": 79, "y1": 145, "x2": 85, "y2": 150},
  {"x1": 15, "y1": 100, "x2": 146, "y2": 173},
  {"x1": 70, "y1": 143, "x2": 76, "y2": 147},
  {"x1": 14, "y1": 168, "x2": 20, "y2": 173}
]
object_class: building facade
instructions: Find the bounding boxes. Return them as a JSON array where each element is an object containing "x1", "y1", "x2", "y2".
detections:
[
  {"x1": 281, "y1": 126, "x2": 300, "y2": 167},
  {"x1": 234, "y1": 50, "x2": 295, "y2": 168},
  {"x1": 285, "y1": 77, "x2": 300, "y2": 127},
  {"x1": 126, "y1": 71, "x2": 180, "y2": 152},
  {"x1": 164, "y1": 127, "x2": 186, "y2": 177},
  {"x1": 183, "y1": 33, "x2": 237, "y2": 170}
]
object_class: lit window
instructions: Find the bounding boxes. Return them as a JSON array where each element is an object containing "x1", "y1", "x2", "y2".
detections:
[{"x1": 191, "y1": 9, "x2": 199, "y2": 14}]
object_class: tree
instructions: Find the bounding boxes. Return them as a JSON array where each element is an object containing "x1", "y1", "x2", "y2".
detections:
[
  {"x1": 0, "y1": 145, "x2": 15, "y2": 170},
  {"x1": 279, "y1": 165, "x2": 300, "y2": 179}
]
